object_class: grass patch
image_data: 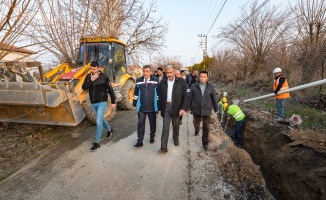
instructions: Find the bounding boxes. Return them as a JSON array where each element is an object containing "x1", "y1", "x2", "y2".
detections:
[
  {"x1": 286, "y1": 104, "x2": 326, "y2": 129},
  {"x1": 0, "y1": 171, "x2": 14, "y2": 182},
  {"x1": 37, "y1": 143, "x2": 50, "y2": 150},
  {"x1": 249, "y1": 98, "x2": 326, "y2": 129},
  {"x1": 234, "y1": 84, "x2": 326, "y2": 130},
  {"x1": 53, "y1": 134, "x2": 70, "y2": 141}
]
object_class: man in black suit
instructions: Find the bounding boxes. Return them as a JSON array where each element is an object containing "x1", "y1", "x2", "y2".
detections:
[{"x1": 158, "y1": 65, "x2": 187, "y2": 153}]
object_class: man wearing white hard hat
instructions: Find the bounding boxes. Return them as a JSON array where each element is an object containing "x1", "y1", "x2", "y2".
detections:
[{"x1": 273, "y1": 67, "x2": 290, "y2": 121}]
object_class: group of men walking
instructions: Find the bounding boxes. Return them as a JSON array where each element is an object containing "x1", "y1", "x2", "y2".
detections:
[
  {"x1": 82, "y1": 61, "x2": 290, "y2": 152},
  {"x1": 132, "y1": 65, "x2": 218, "y2": 152}
]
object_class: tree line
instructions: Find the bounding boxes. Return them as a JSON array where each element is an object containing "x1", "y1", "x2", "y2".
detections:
[{"x1": 189, "y1": 0, "x2": 325, "y2": 96}]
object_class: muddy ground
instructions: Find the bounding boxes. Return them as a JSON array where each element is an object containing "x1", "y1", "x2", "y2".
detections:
[
  {"x1": 0, "y1": 122, "x2": 88, "y2": 181},
  {"x1": 240, "y1": 105, "x2": 326, "y2": 200}
]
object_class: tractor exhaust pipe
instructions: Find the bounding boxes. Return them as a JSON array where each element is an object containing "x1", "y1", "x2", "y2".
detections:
[{"x1": 243, "y1": 79, "x2": 326, "y2": 103}]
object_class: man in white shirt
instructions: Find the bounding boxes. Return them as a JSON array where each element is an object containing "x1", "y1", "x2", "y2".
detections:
[{"x1": 158, "y1": 65, "x2": 187, "y2": 153}]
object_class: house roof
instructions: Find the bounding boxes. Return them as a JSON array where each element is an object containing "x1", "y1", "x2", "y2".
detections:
[{"x1": 0, "y1": 43, "x2": 36, "y2": 54}]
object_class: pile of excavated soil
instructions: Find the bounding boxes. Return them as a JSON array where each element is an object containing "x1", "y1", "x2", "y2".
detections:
[
  {"x1": 240, "y1": 106, "x2": 326, "y2": 199},
  {"x1": 203, "y1": 116, "x2": 274, "y2": 199},
  {"x1": 0, "y1": 122, "x2": 81, "y2": 181}
]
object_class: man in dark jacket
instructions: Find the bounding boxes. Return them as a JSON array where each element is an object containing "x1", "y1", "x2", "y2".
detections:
[
  {"x1": 188, "y1": 71, "x2": 218, "y2": 150},
  {"x1": 82, "y1": 61, "x2": 116, "y2": 152},
  {"x1": 158, "y1": 65, "x2": 187, "y2": 153},
  {"x1": 156, "y1": 67, "x2": 167, "y2": 83},
  {"x1": 186, "y1": 69, "x2": 198, "y2": 88},
  {"x1": 133, "y1": 65, "x2": 159, "y2": 147}
]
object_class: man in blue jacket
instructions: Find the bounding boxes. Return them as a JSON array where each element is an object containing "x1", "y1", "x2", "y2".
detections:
[{"x1": 133, "y1": 65, "x2": 159, "y2": 147}]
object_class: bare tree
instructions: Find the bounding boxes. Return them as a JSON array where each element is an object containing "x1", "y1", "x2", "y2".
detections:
[
  {"x1": 153, "y1": 55, "x2": 182, "y2": 70},
  {"x1": 28, "y1": 0, "x2": 167, "y2": 65},
  {"x1": 122, "y1": 0, "x2": 168, "y2": 63},
  {"x1": 219, "y1": 1, "x2": 289, "y2": 77},
  {"x1": 0, "y1": 0, "x2": 37, "y2": 60},
  {"x1": 290, "y1": 0, "x2": 326, "y2": 85}
]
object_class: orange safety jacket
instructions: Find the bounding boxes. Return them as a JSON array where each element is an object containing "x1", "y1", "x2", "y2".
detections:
[{"x1": 273, "y1": 76, "x2": 290, "y2": 99}]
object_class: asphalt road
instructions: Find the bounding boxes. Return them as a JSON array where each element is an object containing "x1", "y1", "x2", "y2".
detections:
[{"x1": 0, "y1": 111, "x2": 213, "y2": 199}]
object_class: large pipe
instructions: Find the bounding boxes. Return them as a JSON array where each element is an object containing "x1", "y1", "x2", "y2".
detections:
[{"x1": 243, "y1": 79, "x2": 326, "y2": 103}]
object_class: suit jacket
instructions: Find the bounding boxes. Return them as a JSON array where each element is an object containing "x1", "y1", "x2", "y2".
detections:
[
  {"x1": 188, "y1": 82, "x2": 218, "y2": 116},
  {"x1": 158, "y1": 77, "x2": 187, "y2": 117}
]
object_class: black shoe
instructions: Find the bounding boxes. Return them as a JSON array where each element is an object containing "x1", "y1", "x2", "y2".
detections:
[
  {"x1": 203, "y1": 144, "x2": 208, "y2": 150},
  {"x1": 150, "y1": 138, "x2": 155, "y2": 143},
  {"x1": 195, "y1": 131, "x2": 199, "y2": 136},
  {"x1": 174, "y1": 141, "x2": 179, "y2": 146},
  {"x1": 134, "y1": 141, "x2": 143, "y2": 147},
  {"x1": 158, "y1": 148, "x2": 168, "y2": 153},
  {"x1": 106, "y1": 128, "x2": 113, "y2": 138},
  {"x1": 91, "y1": 143, "x2": 100, "y2": 152}
]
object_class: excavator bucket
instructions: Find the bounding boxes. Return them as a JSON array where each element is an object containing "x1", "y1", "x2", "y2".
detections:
[
  {"x1": 0, "y1": 80, "x2": 85, "y2": 126},
  {"x1": 0, "y1": 62, "x2": 85, "y2": 126}
]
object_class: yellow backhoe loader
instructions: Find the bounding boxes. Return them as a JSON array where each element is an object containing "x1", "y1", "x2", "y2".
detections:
[{"x1": 0, "y1": 37, "x2": 136, "y2": 126}]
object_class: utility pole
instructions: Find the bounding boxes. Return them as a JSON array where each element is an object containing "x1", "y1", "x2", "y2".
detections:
[{"x1": 198, "y1": 34, "x2": 207, "y2": 70}]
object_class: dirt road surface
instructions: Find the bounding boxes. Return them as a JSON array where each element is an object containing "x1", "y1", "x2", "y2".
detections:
[{"x1": 0, "y1": 110, "x2": 273, "y2": 199}]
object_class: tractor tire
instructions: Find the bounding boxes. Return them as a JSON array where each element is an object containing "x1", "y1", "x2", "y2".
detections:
[
  {"x1": 117, "y1": 79, "x2": 135, "y2": 110},
  {"x1": 84, "y1": 93, "x2": 116, "y2": 125}
]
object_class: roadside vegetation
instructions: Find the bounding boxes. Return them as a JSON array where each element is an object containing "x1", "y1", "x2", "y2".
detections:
[
  {"x1": 214, "y1": 81, "x2": 326, "y2": 130},
  {"x1": 186, "y1": 0, "x2": 326, "y2": 131}
]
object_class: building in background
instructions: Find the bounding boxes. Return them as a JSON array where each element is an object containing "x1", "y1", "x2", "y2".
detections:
[{"x1": 0, "y1": 43, "x2": 36, "y2": 62}]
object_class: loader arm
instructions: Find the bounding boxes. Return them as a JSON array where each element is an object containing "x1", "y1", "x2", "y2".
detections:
[
  {"x1": 45, "y1": 63, "x2": 71, "y2": 82},
  {"x1": 73, "y1": 63, "x2": 91, "y2": 104}
]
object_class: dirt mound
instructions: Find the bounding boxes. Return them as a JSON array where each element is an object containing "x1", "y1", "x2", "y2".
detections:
[
  {"x1": 242, "y1": 107, "x2": 326, "y2": 200},
  {"x1": 206, "y1": 117, "x2": 274, "y2": 199}
]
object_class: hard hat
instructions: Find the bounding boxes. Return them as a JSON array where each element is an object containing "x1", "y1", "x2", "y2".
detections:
[
  {"x1": 273, "y1": 67, "x2": 282, "y2": 73},
  {"x1": 223, "y1": 103, "x2": 228, "y2": 109},
  {"x1": 223, "y1": 92, "x2": 227, "y2": 97},
  {"x1": 233, "y1": 99, "x2": 239, "y2": 105}
]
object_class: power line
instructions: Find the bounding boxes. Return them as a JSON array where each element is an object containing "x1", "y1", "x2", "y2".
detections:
[
  {"x1": 239, "y1": 0, "x2": 270, "y2": 26},
  {"x1": 229, "y1": 0, "x2": 252, "y2": 24},
  {"x1": 211, "y1": 0, "x2": 271, "y2": 51},
  {"x1": 206, "y1": 0, "x2": 228, "y2": 35},
  {"x1": 200, "y1": 0, "x2": 214, "y2": 30}
]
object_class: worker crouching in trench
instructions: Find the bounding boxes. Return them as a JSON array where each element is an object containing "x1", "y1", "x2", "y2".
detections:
[{"x1": 222, "y1": 102, "x2": 246, "y2": 149}]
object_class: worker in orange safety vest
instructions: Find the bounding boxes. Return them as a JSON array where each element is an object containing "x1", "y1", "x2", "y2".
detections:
[{"x1": 273, "y1": 67, "x2": 290, "y2": 121}]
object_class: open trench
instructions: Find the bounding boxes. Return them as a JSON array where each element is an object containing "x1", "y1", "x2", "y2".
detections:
[{"x1": 224, "y1": 105, "x2": 326, "y2": 200}]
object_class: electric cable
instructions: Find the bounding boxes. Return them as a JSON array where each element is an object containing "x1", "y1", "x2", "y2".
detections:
[{"x1": 206, "y1": 0, "x2": 228, "y2": 35}]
